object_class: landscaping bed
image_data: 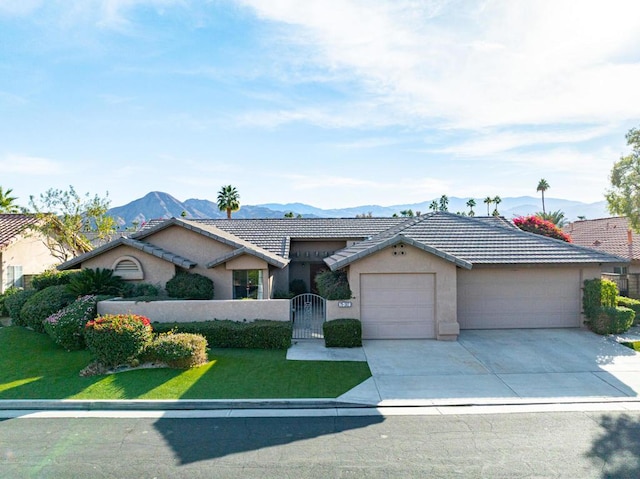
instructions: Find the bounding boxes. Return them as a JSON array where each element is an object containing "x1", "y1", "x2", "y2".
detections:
[{"x1": 0, "y1": 326, "x2": 371, "y2": 400}]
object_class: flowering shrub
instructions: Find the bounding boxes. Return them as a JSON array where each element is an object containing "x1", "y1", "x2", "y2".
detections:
[
  {"x1": 144, "y1": 332, "x2": 208, "y2": 369},
  {"x1": 513, "y1": 215, "x2": 572, "y2": 242},
  {"x1": 84, "y1": 314, "x2": 153, "y2": 368},
  {"x1": 43, "y1": 295, "x2": 98, "y2": 350}
]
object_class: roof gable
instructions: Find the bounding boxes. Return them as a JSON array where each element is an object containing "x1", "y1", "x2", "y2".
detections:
[{"x1": 0, "y1": 214, "x2": 40, "y2": 250}]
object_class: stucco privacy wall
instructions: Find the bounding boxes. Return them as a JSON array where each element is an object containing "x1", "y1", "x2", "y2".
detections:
[
  {"x1": 344, "y1": 243, "x2": 459, "y2": 340},
  {"x1": 1, "y1": 233, "x2": 60, "y2": 292},
  {"x1": 97, "y1": 299, "x2": 291, "y2": 322},
  {"x1": 83, "y1": 244, "x2": 175, "y2": 288},
  {"x1": 457, "y1": 265, "x2": 602, "y2": 329}
]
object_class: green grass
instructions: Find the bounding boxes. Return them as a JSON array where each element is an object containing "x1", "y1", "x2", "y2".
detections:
[
  {"x1": 0, "y1": 326, "x2": 371, "y2": 400},
  {"x1": 622, "y1": 341, "x2": 640, "y2": 352}
]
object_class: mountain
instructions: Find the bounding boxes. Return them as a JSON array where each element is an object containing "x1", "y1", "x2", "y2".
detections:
[{"x1": 107, "y1": 192, "x2": 610, "y2": 228}]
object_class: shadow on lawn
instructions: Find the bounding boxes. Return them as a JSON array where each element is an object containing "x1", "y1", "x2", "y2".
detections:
[
  {"x1": 587, "y1": 413, "x2": 640, "y2": 478},
  {"x1": 154, "y1": 415, "x2": 385, "y2": 465}
]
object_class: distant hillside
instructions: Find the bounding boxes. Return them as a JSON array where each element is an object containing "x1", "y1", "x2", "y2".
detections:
[{"x1": 107, "y1": 192, "x2": 609, "y2": 228}]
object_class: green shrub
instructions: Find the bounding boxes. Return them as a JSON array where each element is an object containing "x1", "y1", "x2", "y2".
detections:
[
  {"x1": 315, "y1": 270, "x2": 351, "y2": 300},
  {"x1": 323, "y1": 318, "x2": 362, "y2": 348},
  {"x1": 152, "y1": 320, "x2": 292, "y2": 349},
  {"x1": 4, "y1": 289, "x2": 36, "y2": 324},
  {"x1": 272, "y1": 290, "x2": 295, "y2": 299},
  {"x1": 43, "y1": 295, "x2": 98, "y2": 350},
  {"x1": 289, "y1": 279, "x2": 308, "y2": 296},
  {"x1": 145, "y1": 332, "x2": 208, "y2": 368},
  {"x1": 121, "y1": 282, "x2": 162, "y2": 298},
  {"x1": 84, "y1": 314, "x2": 153, "y2": 368},
  {"x1": 617, "y1": 296, "x2": 640, "y2": 324},
  {"x1": 67, "y1": 268, "x2": 125, "y2": 297},
  {"x1": 0, "y1": 287, "x2": 21, "y2": 316},
  {"x1": 589, "y1": 306, "x2": 635, "y2": 335},
  {"x1": 20, "y1": 285, "x2": 76, "y2": 333},
  {"x1": 31, "y1": 269, "x2": 80, "y2": 291},
  {"x1": 583, "y1": 279, "x2": 619, "y2": 321},
  {"x1": 165, "y1": 271, "x2": 214, "y2": 300}
]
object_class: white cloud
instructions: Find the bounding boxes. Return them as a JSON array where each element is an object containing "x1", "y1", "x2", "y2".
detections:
[{"x1": 0, "y1": 154, "x2": 62, "y2": 175}]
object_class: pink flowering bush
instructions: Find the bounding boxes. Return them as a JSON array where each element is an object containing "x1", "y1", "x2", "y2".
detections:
[
  {"x1": 43, "y1": 295, "x2": 98, "y2": 350},
  {"x1": 84, "y1": 314, "x2": 153, "y2": 368},
  {"x1": 513, "y1": 215, "x2": 572, "y2": 242}
]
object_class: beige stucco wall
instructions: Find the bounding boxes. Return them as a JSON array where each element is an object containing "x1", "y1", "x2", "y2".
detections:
[
  {"x1": 1, "y1": 233, "x2": 61, "y2": 293},
  {"x1": 326, "y1": 300, "x2": 358, "y2": 320},
  {"x1": 97, "y1": 299, "x2": 290, "y2": 322},
  {"x1": 345, "y1": 244, "x2": 459, "y2": 340},
  {"x1": 83, "y1": 244, "x2": 176, "y2": 289}
]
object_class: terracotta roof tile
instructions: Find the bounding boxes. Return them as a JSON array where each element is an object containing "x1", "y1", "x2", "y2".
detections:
[{"x1": 0, "y1": 214, "x2": 40, "y2": 250}]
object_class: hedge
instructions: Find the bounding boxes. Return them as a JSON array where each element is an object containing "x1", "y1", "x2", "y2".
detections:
[
  {"x1": 152, "y1": 320, "x2": 292, "y2": 349},
  {"x1": 588, "y1": 306, "x2": 635, "y2": 335},
  {"x1": 617, "y1": 296, "x2": 640, "y2": 325},
  {"x1": 323, "y1": 318, "x2": 362, "y2": 348},
  {"x1": 19, "y1": 285, "x2": 76, "y2": 333},
  {"x1": 166, "y1": 271, "x2": 214, "y2": 300},
  {"x1": 85, "y1": 314, "x2": 153, "y2": 367},
  {"x1": 144, "y1": 332, "x2": 208, "y2": 369},
  {"x1": 31, "y1": 269, "x2": 80, "y2": 291},
  {"x1": 583, "y1": 279, "x2": 618, "y2": 321}
]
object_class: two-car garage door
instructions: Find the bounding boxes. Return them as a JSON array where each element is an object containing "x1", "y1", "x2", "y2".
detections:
[
  {"x1": 457, "y1": 268, "x2": 582, "y2": 329},
  {"x1": 360, "y1": 273, "x2": 435, "y2": 339}
]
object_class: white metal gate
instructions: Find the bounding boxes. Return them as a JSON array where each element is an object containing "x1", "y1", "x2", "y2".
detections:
[{"x1": 291, "y1": 293, "x2": 326, "y2": 339}]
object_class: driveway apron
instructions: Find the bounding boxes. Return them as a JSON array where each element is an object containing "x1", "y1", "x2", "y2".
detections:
[{"x1": 338, "y1": 328, "x2": 640, "y2": 405}]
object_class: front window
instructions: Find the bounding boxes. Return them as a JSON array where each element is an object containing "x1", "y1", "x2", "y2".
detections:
[
  {"x1": 614, "y1": 266, "x2": 628, "y2": 275},
  {"x1": 233, "y1": 270, "x2": 263, "y2": 299}
]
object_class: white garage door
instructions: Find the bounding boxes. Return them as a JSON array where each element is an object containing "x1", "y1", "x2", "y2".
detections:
[
  {"x1": 457, "y1": 268, "x2": 581, "y2": 329},
  {"x1": 360, "y1": 273, "x2": 435, "y2": 339}
]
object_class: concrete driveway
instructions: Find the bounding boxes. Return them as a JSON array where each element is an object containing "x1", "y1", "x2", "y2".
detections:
[{"x1": 337, "y1": 328, "x2": 640, "y2": 406}]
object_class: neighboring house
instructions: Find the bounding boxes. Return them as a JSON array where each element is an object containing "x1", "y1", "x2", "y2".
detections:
[
  {"x1": 0, "y1": 214, "x2": 63, "y2": 293},
  {"x1": 59, "y1": 213, "x2": 625, "y2": 340},
  {"x1": 565, "y1": 216, "x2": 640, "y2": 297}
]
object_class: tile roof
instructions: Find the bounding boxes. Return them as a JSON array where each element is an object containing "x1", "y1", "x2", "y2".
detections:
[
  {"x1": 325, "y1": 212, "x2": 627, "y2": 270},
  {"x1": 144, "y1": 217, "x2": 406, "y2": 257},
  {"x1": 0, "y1": 214, "x2": 40, "y2": 250},
  {"x1": 564, "y1": 216, "x2": 640, "y2": 261}
]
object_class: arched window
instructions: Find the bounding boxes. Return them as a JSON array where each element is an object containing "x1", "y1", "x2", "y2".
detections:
[{"x1": 111, "y1": 256, "x2": 143, "y2": 280}]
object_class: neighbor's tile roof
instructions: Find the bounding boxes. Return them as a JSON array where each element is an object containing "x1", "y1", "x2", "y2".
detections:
[
  {"x1": 324, "y1": 212, "x2": 627, "y2": 270},
  {"x1": 564, "y1": 216, "x2": 640, "y2": 261},
  {"x1": 0, "y1": 214, "x2": 40, "y2": 250},
  {"x1": 147, "y1": 217, "x2": 407, "y2": 257}
]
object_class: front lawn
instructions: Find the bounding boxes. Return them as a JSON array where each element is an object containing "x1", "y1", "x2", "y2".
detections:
[{"x1": 0, "y1": 326, "x2": 371, "y2": 400}]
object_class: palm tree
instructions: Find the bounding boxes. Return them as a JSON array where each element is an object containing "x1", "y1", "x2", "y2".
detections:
[
  {"x1": 492, "y1": 196, "x2": 502, "y2": 216},
  {"x1": 537, "y1": 209, "x2": 567, "y2": 227},
  {"x1": 217, "y1": 185, "x2": 240, "y2": 219},
  {"x1": 0, "y1": 186, "x2": 19, "y2": 213},
  {"x1": 466, "y1": 199, "x2": 476, "y2": 217},
  {"x1": 439, "y1": 194, "x2": 449, "y2": 212},
  {"x1": 483, "y1": 196, "x2": 492, "y2": 216},
  {"x1": 537, "y1": 179, "x2": 550, "y2": 214},
  {"x1": 429, "y1": 200, "x2": 439, "y2": 212}
]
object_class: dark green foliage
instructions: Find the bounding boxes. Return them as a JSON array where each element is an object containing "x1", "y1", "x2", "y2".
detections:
[
  {"x1": 589, "y1": 306, "x2": 635, "y2": 335},
  {"x1": 315, "y1": 270, "x2": 351, "y2": 300},
  {"x1": 152, "y1": 320, "x2": 292, "y2": 349},
  {"x1": 32, "y1": 269, "x2": 80, "y2": 291},
  {"x1": 583, "y1": 279, "x2": 618, "y2": 320},
  {"x1": 272, "y1": 290, "x2": 295, "y2": 299},
  {"x1": 165, "y1": 271, "x2": 214, "y2": 300},
  {"x1": 84, "y1": 314, "x2": 153, "y2": 368},
  {"x1": 4, "y1": 289, "x2": 36, "y2": 323},
  {"x1": 289, "y1": 279, "x2": 308, "y2": 296},
  {"x1": 617, "y1": 296, "x2": 640, "y2": 324},
  {"x1": 144, "y1": 332, "x2": 208, "y2": 368},
  {"x1": 121, "y1": 282, "x2": 162, "y2": 298},
  {"x1": 20, "y1": 285, "x2": 76, "y2": 333},
  {"x1": 66, "y1": 268, "x2": 125, "y2": 296},
  {"x1": 43, "y1": 295, "x2": 98, "y2": 350},
  {"x1": 0, "y1": 287, "x2": 21, "y2": 316},
  {"x1": 323, "y1": 318, "x2": 362, "y2": 348}
]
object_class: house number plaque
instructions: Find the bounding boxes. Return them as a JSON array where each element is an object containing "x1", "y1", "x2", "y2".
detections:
[{"x1": 338, "y1": 301, "x2": 352, "y2": 308}]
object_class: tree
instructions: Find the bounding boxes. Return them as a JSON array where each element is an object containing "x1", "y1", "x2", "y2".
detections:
[
  {"x1": 606, "y1": 126, "x2": 640, "y2": 232},
  {"x1": 438, "y1": 195, "x2": 449, "y2": 212},
  {"x1": 466, "y1": 199, "x2": 476, "y2": 217},
  {"x1": 284, "y1": 212, "x2": 294, "y2": 218},
  {"x1": 217, "y1": 185, "x2": 240, "y2": 219},
  {"x1": 0, "y1": 186, "x2": 20, "y2": 213},
  {"x1": 483, "y1": 196, "x2": 492, "y2": 216},
  {"x1": 492, "y1": 196, "x2": 502, "y2": 216},
  {"x1": 399, "y1": 209, "x2": 414, "y2": 217},
  {"x1": 28, "y1": 186, "x2": 116, "y2": 262},
  {"x1": 429, "y1": 200, "x2": 438, "y2": 212},
  {"x1": 537, "y1": 179, "x2": 550, "y2": 214},
  {"x1": 536, "y1": 210, "x2": 567, "y2": 227}
]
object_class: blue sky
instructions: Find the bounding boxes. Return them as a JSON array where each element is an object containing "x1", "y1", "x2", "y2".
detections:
[{"x1": 1, "y1": 0, "x2": 639, "y2": 210}]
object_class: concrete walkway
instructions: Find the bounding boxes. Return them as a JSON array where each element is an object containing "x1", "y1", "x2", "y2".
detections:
[{"x1": 289, "y1": 328, "x2": 640, "y2": 406}]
